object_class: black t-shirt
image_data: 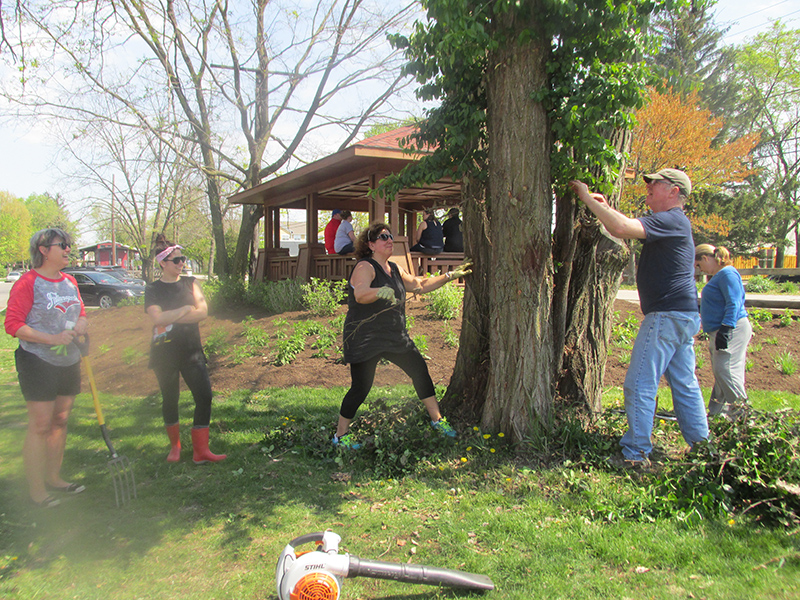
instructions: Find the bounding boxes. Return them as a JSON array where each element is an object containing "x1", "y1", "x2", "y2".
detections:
[
  {"x1": 418, "y1": 218, "x2": 444, "y2": 249},
  {"x1": 442, "y1": 217, "x2": 463, "y2": 252},
  {"x1": 637, "y1": 208, "x2": 699, "y2": 315},
  {"x1": 144, "y1": 277, "x2": 205, "y2": 369},
  {"x1": 342, "y1": 258, "x2": 414, "y2": 364}
]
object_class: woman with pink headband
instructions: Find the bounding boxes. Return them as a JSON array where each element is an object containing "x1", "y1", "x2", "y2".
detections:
[{"x1": 144, "y1": 234, "x2": 226, "y2": 464}]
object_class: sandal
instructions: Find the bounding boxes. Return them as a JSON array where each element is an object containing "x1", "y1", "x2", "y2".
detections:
[
  {"x1": 31, "y1": 495, "x2": 61, "y2": 508},
  {"x1": 46, "y1": 482, "x2": 86, "y2": 494}
]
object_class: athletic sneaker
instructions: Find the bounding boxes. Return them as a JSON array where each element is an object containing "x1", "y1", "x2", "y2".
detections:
[
  {"x1": 431, "y1": 417, "x2": 457, "y2": 438},
  {"x1": 332, "y1": 433, "x2": 361, "y2": 450}
]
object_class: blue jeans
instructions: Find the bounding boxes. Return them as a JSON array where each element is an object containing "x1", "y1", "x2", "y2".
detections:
[{"x1": 621, "y1": 311, "x2": 708, "y2": 460}]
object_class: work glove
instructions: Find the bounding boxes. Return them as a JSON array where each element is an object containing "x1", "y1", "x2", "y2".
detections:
[
  {"x1": 51, "y1": 322, "x2": 75, "y2": 356},
  {"x1": 448, "y1": 258, "x2": 473, "y2": 280},
  {"x1": 715, "y1": 325, "x2": 733, "y2": 351},
  {"x1": 375, "y1": 285, "x2": 398, "y2": 305}
]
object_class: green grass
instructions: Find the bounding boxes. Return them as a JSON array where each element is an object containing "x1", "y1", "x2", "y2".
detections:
[{"x1": 1, "y1": 331, "x2": 799, "y2": 600}]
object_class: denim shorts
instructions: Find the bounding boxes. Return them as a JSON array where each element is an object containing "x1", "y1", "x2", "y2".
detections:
[{"x1": 15, "y1": 347, "x2": 81, "y2": 402}]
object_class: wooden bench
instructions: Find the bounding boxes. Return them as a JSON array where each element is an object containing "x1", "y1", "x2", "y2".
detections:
[
  {"x1": 314, "y1": 254, "x2": 357, "y2": 281},
  {"x1": 269, "y1": 256, "x2": 298, "y2": 280},
  {"x1": 411, "y1": 252, "x2": 466, "y2": 282}
]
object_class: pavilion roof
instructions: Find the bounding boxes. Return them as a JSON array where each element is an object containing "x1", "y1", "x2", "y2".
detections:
[{"x1": 228, "y1": 125, "x2": 460, "y2": 212}]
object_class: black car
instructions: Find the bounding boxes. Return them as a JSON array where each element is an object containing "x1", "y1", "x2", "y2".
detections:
[
  {"x1": 65, "y1": 266, "x2": 145, "y2": 286},
  {"x1": 95, "y1": 266, "x2": 146, "y2": 286},
  {"x1": 68, "y1": 270, "x2": 145, "y2": 308}
]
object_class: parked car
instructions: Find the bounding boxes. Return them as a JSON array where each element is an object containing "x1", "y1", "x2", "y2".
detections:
[
  {"x1": 95, "y1": 266, "x2": 146, "y2": 286},
  {"x1": 68, "y1": 270, "x2": 145, "y2": 308},
  {"x1": 64, "y1": 266, "x2": 145, "y2": 286},
  {"x1": 5, "y1": 271, "x2": 22, "y2": 283}
]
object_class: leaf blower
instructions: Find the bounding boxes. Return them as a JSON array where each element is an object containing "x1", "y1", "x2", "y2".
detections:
[{"x1": 276, "y1": 531, "x2": 494, "y2": 600}]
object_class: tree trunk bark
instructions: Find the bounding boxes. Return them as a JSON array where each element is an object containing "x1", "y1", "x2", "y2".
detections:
[
  {"x1": 553, "y1": 130, "x2": 632, "y2": 413},
  {"x1": 441, "y1": 175, "x2": 492, "y2": 424},
  {"x1": 232, "y1": 204, "x2": 261, "y2": 277},
  {"x1": 479, "y1": 13, "x2": 554, "y2": 442}
]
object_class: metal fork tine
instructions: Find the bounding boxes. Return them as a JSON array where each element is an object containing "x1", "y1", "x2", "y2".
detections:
[{"x1": 108, "y1": 455, "x2": 137, "y2": 507}]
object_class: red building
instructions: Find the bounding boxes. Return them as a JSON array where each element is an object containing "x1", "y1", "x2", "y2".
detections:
[{"x1": 76, "y1": 242, "x2": 138, "y2": 269}]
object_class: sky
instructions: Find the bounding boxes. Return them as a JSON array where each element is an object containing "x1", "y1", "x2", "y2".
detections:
[{"x1": 0, "y1": 0, "x2": 797, "y2": 207}]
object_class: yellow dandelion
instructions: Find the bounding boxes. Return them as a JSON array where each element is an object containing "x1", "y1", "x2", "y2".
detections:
[
  {"x1": 460, "y1": 457, "x2": 468, "y2": 463},
  {"x1": 498, "y1": 432, "x2": 505, "y2": 438},
  {"x1": 505, "y1": 477, "x2": 512, "y2": 482},
  {"x1": 490, "y1": 448, "x2": 496, "y2": 453},
  {"x1": 466, "y1": 446, "x2": 472, "y2": 451},
  {"x1": 473, "y1": 426, "x2": 480, "y2": 431},
  {"x1": 659, "y1": 419, "x2": 665, "y2": 424},
  {"x1": 483, "y1": 433, "x2": 491, "y2": 439},
  {"x1": 728, "y1": 519, "x2": 735, "y2": 526}
]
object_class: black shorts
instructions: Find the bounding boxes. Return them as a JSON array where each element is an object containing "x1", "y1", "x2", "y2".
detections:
[{"x1": 15, "y1": 347, "x2": 81, "y2": 402}]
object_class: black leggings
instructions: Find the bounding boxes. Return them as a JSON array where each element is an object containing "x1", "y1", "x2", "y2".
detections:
[
  {"x1": 340, "y1": 349, "x2": 436, "y2": 419},
  {"x1": 154, "y1": 361, "x2": 213, "y2": 427}
]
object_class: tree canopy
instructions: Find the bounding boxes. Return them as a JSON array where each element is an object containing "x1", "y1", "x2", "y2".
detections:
[
  {"x1": 732, "y1": 22, "x2": 800, "y2": 266},
  {"x1": 624, "y1": 87, "x2": 759, "y2": 216}
]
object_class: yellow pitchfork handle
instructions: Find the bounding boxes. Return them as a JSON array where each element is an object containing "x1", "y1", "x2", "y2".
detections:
[{"x1": 76, "y1": 335, "x2": 117, "y2": 457}]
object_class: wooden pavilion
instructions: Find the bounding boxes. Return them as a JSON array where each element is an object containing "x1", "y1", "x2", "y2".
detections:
[{"x1": 228, "y1": 126, "x2": 464, "y2": 282}]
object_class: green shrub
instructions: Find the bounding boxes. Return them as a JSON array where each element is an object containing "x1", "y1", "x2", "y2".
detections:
[
  {"x1": 780, "y1": 281, "x2": 799, "y2": 294},
  {"x1": 203, "y1": 276, "x2": 246, "y2": 311},
  {"x1": 746, "y1": 274, "x2": 777, "y2": 293},
  {"x1": 204, "y1": 277, "x2": 304, "y2": 314},
  {"x1": 329, "y1": 313, "x2": 345, "y2": 331},
  {"x1": 774, "y1": 351, "x2": 798, "y2": 376},
  {"x1": 749, "y1": 307, "x2": 773, "y2": 324},
  {"x1": 246, "y1": 279, "x2": 304, "y2": 313},
  {"x1": 424, "y1": 280, "x2": 464, "y2": 320},
  {"x1": 203, "y1": 327, "x2": 229, "y2": 356},
  {"x1": 612, "y1": 311, "x2": 639, "y2": 347},
  {"x1": 442, "y1": 322, "x2": 459, "y2": 348},
  {"x1": 302, "y1": 278, "x2": 346, "y2": 316},
  {"x1": 241, "y1": 316, "x2": 270, "y2": 348},
  {"x1": 618, "y1": 349, "x2": 631, "y2": 365},
  {"x1": 412, "y1": 334, "x2": 429, "y2": 359},
  {"x1": 274, "y1": 333, "x2": 305, "y2": 365},
  {"x1": 695, "y1": 347, "x2": 706, "y2": 370},
  {"x1": 779, "y1": 308, "x2": 794, "y2": 327}
]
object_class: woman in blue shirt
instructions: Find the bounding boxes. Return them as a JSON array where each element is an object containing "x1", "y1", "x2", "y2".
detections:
[{"x1": 695, "y1": 244, "x2": 752, "y2": 418}]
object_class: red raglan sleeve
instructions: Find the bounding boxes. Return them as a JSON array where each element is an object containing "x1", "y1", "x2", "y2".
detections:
[{"x1": 4, "y1": 273, "x2": 35, "y2": 337}]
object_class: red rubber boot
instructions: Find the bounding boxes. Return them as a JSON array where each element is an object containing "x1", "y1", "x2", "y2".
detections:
[
  {"x1": 165, "y1": 423, "x2": 181, "y2": 462},
  {"x1": 191, "y1": 427, "x2": 227, "y2": 464}
]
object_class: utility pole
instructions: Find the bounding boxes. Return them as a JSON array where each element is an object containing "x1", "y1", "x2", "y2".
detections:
[{"x1": 111, "y1": 175, "x2": 117, "y2": 266}]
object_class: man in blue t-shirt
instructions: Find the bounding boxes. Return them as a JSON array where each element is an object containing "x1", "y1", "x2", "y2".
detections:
[{"x1": 570, "y1": 169, "x2": 708, "y2": 468}]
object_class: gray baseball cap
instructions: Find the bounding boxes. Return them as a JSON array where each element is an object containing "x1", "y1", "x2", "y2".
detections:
[{"x1": 643, "y1": 168, "x2": 692, "y2": 197}]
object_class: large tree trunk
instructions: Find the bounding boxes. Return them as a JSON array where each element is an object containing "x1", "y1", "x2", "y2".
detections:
[
  {"x1": 478, "y1": 12, "x2": 554, "y2": 442},
  {"x1": 232, "y1": 204, "x2": 262, "y2": 278},
  {"x1": 554, "y1": 216, "x2": 629, "y2": 412},
  {"x1": 441, "y1": 175, "x2": 492, "y2": 424},
  {"x1": 553, "y1": 131, "x2": 632, "y2": 413}
]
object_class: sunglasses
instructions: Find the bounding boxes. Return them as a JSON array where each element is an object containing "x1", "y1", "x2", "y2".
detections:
[
  {"x1": 47, "y1": 242, "x2": 71, "y2": 250},
  {"x1": 164, "y1": 256, "x2": 187, "y2": 264},
  {"x1": 374, "y1": 232, "x2": 393, "y2": 242}
]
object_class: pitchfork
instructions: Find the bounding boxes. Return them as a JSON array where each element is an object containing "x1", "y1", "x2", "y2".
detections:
[{"x1": 77, "y1": 335, "x2": 137, "y2": 507}]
